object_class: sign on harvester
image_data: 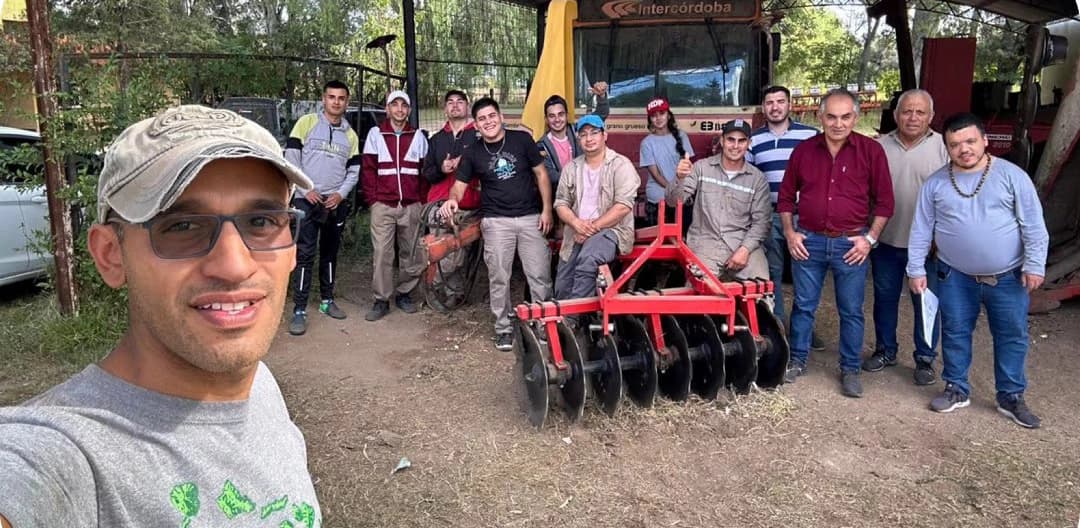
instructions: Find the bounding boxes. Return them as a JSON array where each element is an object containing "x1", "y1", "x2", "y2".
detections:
[{"x1": 581, "y1": 0, "x2": 760, "y2": 22}]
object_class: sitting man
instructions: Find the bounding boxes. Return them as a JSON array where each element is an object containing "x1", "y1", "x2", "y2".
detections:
[
  {"x1": 553, "y1": 114, "x2": 638, "y2": 311},
  {"x1": 668, "y1": 119, "x2": 771, "y2": 280}
]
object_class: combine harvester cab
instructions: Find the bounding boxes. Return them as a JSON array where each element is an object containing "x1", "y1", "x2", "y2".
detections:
[{"x1": 512, "y1": 201, "x2": 789, "y2": 428}]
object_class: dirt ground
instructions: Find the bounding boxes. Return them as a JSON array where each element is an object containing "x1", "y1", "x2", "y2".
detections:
[{"x1": 269, "y1": 262, "x2": 1080, "y2": 528}]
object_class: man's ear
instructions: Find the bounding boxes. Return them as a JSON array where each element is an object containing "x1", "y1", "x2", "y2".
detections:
[{"x1": 87, "y1": 224, "x2": 127, "y2": 288}]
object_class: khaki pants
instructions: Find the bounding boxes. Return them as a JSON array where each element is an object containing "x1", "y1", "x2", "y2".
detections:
[
  {"x1": 370, "y1": 202, "x2": 423, "y2": 301},
  {"x1": 482, "y1": 214, "x2": 552, "y2": 334}
]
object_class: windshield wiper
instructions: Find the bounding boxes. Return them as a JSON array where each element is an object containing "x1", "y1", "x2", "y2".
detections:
[{"x1": 704, "y1": 17, "x2": 730, "y2": 74}]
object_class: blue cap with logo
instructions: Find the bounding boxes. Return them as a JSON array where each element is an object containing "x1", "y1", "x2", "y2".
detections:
[{"x1": 575, "y1": 114, "x2": 606, "y2": 133}]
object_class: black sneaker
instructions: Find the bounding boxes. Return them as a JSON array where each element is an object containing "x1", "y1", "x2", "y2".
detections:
[
  {"x1": 784, "y1": 360, "x2": 807, "y2": 383},
  {"x1": 862, "y1": 350, "x2": 898, "y2": 372},
  {"x1": 365, "y1": 300, "x2": 390, "y2": 321},
  {"x1": 913, "y1": 360, "x2": 937, "y2": 386},
  {"x1": 840, "y1": 371, "x2": 863, "y2": 398},
  {"x1": 997, "y1": 394, "x2": 1041, "y2": 429},
  {"x1": 811, "y1": 332, "x2": 826, "y2": 352},
  {"x1": 395, "y1": 293, "x2": 418, "y2": 314},
  {"x1": 495, "y1": 332, "x2": 514, "y2": 352},
  {"x1": 319, "y1": 299, "x2": 347, "y2": 320},
  {"x1": 929, "y1": 383, "x2": 970, "y2": 413},
  {"x1": 288, "y1": 310, "x2": 307, "y2": 336}
]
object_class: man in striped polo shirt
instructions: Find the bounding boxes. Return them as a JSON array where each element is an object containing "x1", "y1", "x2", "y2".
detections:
[{"x1": 748, "y1": 86, "x2": 820, "y2": 348}]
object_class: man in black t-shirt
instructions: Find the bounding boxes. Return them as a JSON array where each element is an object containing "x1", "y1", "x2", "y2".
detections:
[{"x1": 440, "y1": 97, "x2": 553, "y2": 351}]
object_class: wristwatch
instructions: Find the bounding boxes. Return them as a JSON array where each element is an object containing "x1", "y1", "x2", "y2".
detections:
[{"x1": 864, "y1": 233, "x2": 879, "y2": 248}]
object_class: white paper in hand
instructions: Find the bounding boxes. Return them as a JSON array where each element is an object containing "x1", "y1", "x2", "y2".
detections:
[{"x1": 920, "y1": 288, "x2": 939, "y2": 349}]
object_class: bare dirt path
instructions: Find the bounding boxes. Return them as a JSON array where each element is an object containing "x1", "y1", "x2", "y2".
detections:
[{"x1": 268, "y1": 272, "x2": 1080, "y2": 528}]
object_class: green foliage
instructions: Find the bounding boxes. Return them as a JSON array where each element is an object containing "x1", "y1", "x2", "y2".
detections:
[{"x1": 774, "y1": 8, "x2": 861, "y2": 88}]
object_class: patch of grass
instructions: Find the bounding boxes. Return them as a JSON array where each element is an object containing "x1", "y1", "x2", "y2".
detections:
[{"x1": 0, "y1": 288, "x2": 124, "y2": 404}]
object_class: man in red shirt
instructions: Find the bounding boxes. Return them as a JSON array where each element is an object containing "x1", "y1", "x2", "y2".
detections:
[{"x1": 777, "y1": 89, "x2": 894, "y2": 398}]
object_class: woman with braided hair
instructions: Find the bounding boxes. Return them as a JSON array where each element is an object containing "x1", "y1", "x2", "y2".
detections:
[{"x1": 639, "y1": 97, "x2": 694, "y2": 228}]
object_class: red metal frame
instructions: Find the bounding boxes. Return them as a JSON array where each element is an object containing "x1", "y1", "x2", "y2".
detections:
[{"x1": 513, "y1": 201, "x2": 774, "y2": 372}]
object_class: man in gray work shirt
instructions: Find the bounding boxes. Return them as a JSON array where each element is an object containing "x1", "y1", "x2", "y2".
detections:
[{"x1": 907, "y1": 112, "x2": 1049, "y2": 428}]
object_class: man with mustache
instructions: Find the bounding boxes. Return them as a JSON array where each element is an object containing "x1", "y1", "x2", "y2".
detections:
[
  {"x1": 0, "y1": 105, "x2": 321, "y2": 526},
  {"x1": 778, "y1": 88, "x2": 894, "y2": 398}
]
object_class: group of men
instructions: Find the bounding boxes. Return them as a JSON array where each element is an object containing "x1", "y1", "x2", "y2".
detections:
[
  {"x1": 280, "y1": 79, "x2": 1048, "y2": 429},
  {"x1": 763, "y1": 86, "x2": 1046, "y2": 430},
  {"x1": 0, "y1": 77, "x2": 1050, "y2": 524}
]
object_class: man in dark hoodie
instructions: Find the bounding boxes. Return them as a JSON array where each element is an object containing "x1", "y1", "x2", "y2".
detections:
[
  {"x1": 536, "y1": 82, "x2": 610, "y2": 189},
  {"x1": 361, "y1": 90, "x2": 429, "y2": 321},
  {"x1": 422, "y1": 89, "x2": 481, "y2": 305}
]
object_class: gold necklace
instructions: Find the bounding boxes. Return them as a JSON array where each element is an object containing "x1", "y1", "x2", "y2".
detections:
[{"x1": 948, "y1": 154, "x2": 992, "y2": 199}]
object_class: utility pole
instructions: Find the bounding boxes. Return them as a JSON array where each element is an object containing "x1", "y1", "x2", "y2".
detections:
[{"x1": 26, "y1": 0, "x2": 78, "y2": 315}]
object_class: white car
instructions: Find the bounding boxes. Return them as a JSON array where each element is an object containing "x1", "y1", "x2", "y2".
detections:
[{"x1": 0, "y1": 126, "x2": 49, "y2": 287}]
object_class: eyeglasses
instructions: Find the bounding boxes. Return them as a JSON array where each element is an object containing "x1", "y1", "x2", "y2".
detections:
[
  {"x1": 577, "y1": 129, "x2": 604, "y2": 139},
  {"x1": 113, "y1": 209, "x2": 305, "y2": 259}
]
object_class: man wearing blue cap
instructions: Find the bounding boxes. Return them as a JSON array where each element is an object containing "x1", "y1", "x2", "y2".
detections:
[
  {"x1": 669, "y1": 119, "x2": 772, "y2": 280},
  {"x1": 553, "y1": 115, "x2": 638, "y2": 309}
]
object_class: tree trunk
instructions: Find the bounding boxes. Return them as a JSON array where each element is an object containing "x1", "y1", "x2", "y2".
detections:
[{"x1": 856, "y1": 15, "x2": 881, "y2": 90}]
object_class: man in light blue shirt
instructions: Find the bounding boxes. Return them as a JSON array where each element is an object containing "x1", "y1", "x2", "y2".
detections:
[{"x1": 907, "y1": 113, "x2": 1048, "y2": 429}]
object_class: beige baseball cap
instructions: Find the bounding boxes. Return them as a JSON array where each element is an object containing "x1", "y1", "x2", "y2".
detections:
[{"x1": 96, "y1": 105, "x2": 313, "y2": 224}]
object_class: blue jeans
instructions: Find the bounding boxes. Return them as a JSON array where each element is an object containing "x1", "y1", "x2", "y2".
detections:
[
  {"x1": 936, "y1": 260, "x2": 1029, "y2": 397},
  {"x1": 870, "y1": 242, "x2": 940, "y2": 363},
  {"x1": 763, "y1": 213, "x2": 788, "y2": 321},
  {"x1": 789, "y1": 231, "x2": 868, "y2": 372}
]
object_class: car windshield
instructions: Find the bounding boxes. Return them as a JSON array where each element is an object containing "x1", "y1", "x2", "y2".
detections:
[{"x1": 575, "y1": 23, "x2": 759, "y2": 109}]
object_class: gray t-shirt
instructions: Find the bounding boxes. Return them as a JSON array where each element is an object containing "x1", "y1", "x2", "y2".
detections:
[
  {"x1": 0, "y1": 362, "x2": 321, "y2": 527},
  {"x1": 640, "y1": 130, "x2": 694, "y2": 203}
]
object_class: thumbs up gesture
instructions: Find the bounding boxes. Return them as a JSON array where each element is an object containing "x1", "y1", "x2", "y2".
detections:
[{"x1": 676, "y1": 153, "x2": 692, "y2": 179}]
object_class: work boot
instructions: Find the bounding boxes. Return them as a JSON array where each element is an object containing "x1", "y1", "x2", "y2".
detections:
[
  {"x1": 913, "y1": 359, "x2": 937, "y2": 386},
  {"x1": 997, "y1": 393, "x2": 1041, "y2": 429},
  {"x1": 319, "y1": 299, "x2": 347, "y2": 320},
  {"x1": 929, "y1": 383, "x2": 970, "y2": 413},
  {"x1": 288, "y1": 310, "x2": 307, "y2": 336},
  {"x1": 840, "y1": 371, "x2": 863, "y2": 398},
  {"x1": 395, "y1": 293, "x2": 418, "y2": 314},
  {"x1": 365, "y1": 300, "x2": 390, "y2": 321},
  {"x1": 784, "y1": 360, "x2": 807, "y2": 384},
  {"x1": 862, "y1": 349, "x2": 898, "y2": 372}
]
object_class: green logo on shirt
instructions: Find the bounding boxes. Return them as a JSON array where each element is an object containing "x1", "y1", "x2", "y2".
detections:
[{"x1": 169, "y1": 481, "x2": 319, "y2": 527}]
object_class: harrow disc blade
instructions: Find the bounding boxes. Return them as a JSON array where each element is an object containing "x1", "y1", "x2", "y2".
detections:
[
  {"x1": 516, "y1": 320, "x2": 549, "y2": 428},
  {"x1": 657, "y1": 315, "x2": 693, "y2": 401},
  {"x1": 678, "y1": 315, "x2": 726, "y2": 400},
  {"x1": 755, "y1": 301, "x2": 791, "y2": 389},
  {"x1": 587, "y1": 333, "x2": 623, "y2": 417},
  {"x1": 555, "y1": 321, "x2": 587, "y2": 423},
  {"x1": 716, "y1": 311, "x2": 759, "y2": 394},
  {"x1": 614, "y1": 316, "x2": 658, "y2": 408}
]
